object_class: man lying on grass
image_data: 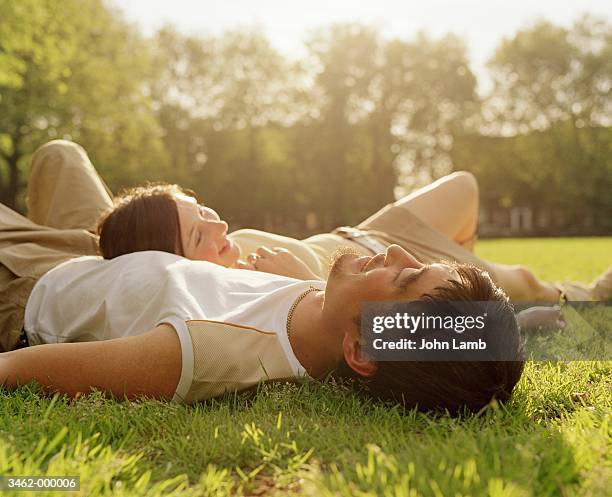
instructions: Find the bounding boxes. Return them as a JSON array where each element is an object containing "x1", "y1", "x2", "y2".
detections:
[{"x1": 0, "y1": 244, "x2": 524, "y2": 414}]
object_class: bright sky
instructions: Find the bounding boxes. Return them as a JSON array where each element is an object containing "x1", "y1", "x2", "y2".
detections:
[{"x1": 117, "y1": 0, "x2": 611, "y2": 93}]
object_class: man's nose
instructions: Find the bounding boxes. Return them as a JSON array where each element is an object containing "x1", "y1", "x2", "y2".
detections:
[{"x1": 384, "y1": 244, "x2": 422, "y2": 269}]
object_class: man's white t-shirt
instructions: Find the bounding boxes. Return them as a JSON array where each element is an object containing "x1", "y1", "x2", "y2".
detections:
[{"x1": 24, "y1": 251, "x2": 324, "y2": 400}]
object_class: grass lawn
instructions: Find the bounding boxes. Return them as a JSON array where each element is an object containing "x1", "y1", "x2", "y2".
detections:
[{"x1": 1, "y1": 237, "x2": 611, "y2": 497}]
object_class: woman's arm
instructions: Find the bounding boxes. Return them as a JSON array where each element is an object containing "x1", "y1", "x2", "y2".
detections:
[
  {"x1": 241, "y1": 246, "x2": 324, "y2": 281},
  {"x1": 0, "y1": 324, "x2": 181, "y2": 400}
]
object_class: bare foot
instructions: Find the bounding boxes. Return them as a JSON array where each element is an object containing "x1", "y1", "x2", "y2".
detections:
[{"x1": 516, "y1": 305, "x2": 566, "y2": 331}]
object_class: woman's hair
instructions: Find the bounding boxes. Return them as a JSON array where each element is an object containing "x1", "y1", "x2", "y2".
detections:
[{"x1": 97, "y1": 183, "x2": 191, "y2": 259}]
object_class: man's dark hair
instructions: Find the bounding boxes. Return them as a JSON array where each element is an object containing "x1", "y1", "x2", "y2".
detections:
[
  {"x1": 334, "y1": 264, "x2": 525, "y2": 414},
  {"x1": 97, "y1": 183, "x2": 191, "y2": 259}
]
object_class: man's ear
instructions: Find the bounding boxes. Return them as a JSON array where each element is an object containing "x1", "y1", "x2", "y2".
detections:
[{"x1": 342, "y1": 333, "x2": 378, "y2": 377}]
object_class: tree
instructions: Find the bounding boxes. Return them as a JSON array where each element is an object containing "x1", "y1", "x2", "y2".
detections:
[
  {"x1": 0, "y1": 0, "x2": 165, "y2": 210},
  {"x1": 486, "y1": 15, "x2": 611, "y2": 132},
  {"x1": 474, "y1": 15, "x2": 612, "y2": 232},
  {"x1": 149, "y1": 28, "x2": 299, "y2": 229},
  {"x1": 305, "y1": 25, "x2": 385, "y2": 226},
  {"x1": 0, "y1": 0, "x2": 73, "y2": 208},
  {"x1": 379, "y1": 33, "x2": 478, "y2": 191}
]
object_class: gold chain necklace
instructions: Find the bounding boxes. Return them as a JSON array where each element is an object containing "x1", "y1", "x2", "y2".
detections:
[{"x1": 286, "y1": 286, "x2": 320, "y2": 342}]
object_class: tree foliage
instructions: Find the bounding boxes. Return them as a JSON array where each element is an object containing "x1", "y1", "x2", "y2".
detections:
[
  {"x1": 0, "y1": 0, "x2": 165, "y2": 209},
  {"x1": 467, "y1": 15, "x2": 612, "y2": 234}
]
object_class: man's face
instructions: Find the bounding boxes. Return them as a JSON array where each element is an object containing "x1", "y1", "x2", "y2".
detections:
[{"x1": 322, "y1": 244, "x2": 460, "y2": 335}]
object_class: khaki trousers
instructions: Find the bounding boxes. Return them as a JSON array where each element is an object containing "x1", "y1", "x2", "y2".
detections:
[
  {"x1": 355, "y1": 203, "x2": 498, "y2": 279},
  {"x1": 0, "y1": 140, "x2": 113, "y2": 350}
]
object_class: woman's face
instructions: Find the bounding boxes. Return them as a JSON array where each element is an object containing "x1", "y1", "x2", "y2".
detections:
[{"x1": 175, "y1": 193, "x2": 240, "y2": 266}]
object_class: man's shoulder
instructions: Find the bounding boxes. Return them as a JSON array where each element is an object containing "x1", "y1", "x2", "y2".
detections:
[{"x1": 43, "y1": 251, "x2": 187, "y2": 281}]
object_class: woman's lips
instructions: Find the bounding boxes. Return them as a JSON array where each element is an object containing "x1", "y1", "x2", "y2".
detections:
[{"x1": 218, "y1": 240, "x2": 230, "y2": 255}]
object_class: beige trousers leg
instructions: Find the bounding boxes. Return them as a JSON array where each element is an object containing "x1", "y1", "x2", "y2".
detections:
[
  {"x1": 1, "y1": 140, "x2": 110, "y2": 350},
  {"x1": 393, "y1": 171, "x2": 480, "y2": 251},
  {"x1": 27, "y1": 140, "x2": 113, "y2": 231}
]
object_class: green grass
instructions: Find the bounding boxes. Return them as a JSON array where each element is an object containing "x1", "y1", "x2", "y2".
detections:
[
  {"x1": 475, "y1": 237, "x2": 611, "y2": 282},
  {"x1": 1, "y1": 238, "x2": 611, "y2": 496}
]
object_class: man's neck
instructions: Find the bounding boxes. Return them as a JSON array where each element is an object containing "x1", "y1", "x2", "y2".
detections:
[{"x1": 288, "y1": 290, "x2": 344, "y2": 378}]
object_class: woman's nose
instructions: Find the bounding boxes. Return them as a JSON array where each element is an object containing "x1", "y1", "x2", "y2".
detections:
[
  {"x1": 200, "y1": 205, "x2": 222, "y2": 222},
  {"x1": 206, "y1": 219, "x2": 228, "y2": 234}
]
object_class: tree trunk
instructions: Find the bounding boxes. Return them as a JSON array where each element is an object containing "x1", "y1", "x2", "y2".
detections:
[
  {"x1": 1, "y1": 134, "x2": 22, "y2": 210},
  {"x1": 6, "y1": 151, "x2": 20, "y2": 209},
  {"x1": 0, "y1": 156, "x2": 20, "y2": 210}
]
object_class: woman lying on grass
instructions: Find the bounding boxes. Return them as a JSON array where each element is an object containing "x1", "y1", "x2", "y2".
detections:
[{"x1": 95, "y1": 162, "x2": 608, "y2": 305}]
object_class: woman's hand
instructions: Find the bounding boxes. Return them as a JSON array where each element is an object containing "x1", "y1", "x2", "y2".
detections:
[
  {"x1": 234, "y1": 259, "x2": 255, "y2": 270},
  {"x1": 244, "y1": 246, "x2": 323, "y2": 281}
]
